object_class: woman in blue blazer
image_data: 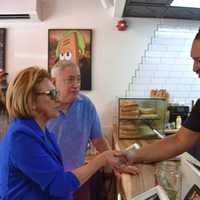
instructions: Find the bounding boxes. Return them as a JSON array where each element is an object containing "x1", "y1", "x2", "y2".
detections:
[{"x1": 0, "y1": 67, "x2": 123, "y2": 200}]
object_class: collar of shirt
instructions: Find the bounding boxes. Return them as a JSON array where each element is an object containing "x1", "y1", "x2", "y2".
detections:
[{"x1": 59, "y1": 94, "x2": 84, "y2": 116}]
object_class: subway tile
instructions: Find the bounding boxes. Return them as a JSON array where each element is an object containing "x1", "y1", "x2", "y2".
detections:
[
  {"x1": 190, "y1": 85, "x2": 200, "y2": 91},
  {"x1": 125, "y1": 23, "x2": 200, "y2": 102},
  {"x1": 150, "y1": 78, "x2": 166, "y2": 85},
  {"x1": 176, "y1": 85, "x2": 191, "y2": 91}
]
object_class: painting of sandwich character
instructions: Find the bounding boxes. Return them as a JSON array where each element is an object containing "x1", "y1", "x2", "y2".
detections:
[{"x1": 48, "y1": 29, "x2": 92, "y2": 90}]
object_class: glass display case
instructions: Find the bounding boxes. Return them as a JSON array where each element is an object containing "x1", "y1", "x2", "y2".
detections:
[{"x1": 118, "y1": 98, "x2": 167, "y2": 139}]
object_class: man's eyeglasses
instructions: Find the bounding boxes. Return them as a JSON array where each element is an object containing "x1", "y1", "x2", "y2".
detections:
[
  {"x1": 35, "y1": 89, "x2": 59, "y2": 100},
  {"x1": 63, "y1": 77, "x2": 81, "y2": 85}
]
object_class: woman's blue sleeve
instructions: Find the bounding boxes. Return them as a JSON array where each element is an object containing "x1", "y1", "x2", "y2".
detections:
[{"x1": 10, "y1": 130, "x2": 80, "y2": 198}]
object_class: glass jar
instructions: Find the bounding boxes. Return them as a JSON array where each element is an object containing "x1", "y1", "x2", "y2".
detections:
[
  {"x1": 155, "y1": 161, "x2": 182, "y2": 200},
  {"x1": 176, "y1": 116, "x2": 182, "y2": 129}
]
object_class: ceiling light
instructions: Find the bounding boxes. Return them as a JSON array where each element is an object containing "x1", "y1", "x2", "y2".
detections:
[{"x1": 171, "y1": 0, "x2": 200, "y2": 8}]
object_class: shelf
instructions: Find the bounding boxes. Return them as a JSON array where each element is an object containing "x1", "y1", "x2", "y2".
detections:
[
  {"x1": 120, "y1": 115, "x2": 160, "y2": 120},
  {"x1": 164, "y1": 129, "x2": 178, "y2": 135},
  {"x1": 118, "y1": 98, "x2": 167, "y2": 139},
  {"x1": 119, "y1": 124, "x2": 165, "y2": 139}
]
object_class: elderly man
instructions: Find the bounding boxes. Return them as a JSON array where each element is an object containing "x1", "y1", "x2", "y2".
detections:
[
  {"x1": 47, "y1": 61, "x2": 110, "y2": 171},
  {"x1": 125, "y1": 29, "x2": 200, "y2": 164},
  {"x1": 47, "y1": 61, "x2": 135, "y2": 200}
]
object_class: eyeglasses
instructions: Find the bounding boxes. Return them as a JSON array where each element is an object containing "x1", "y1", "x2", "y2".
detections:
[
  {"x1": 35, "y1": 89, "x2": 59, "y2": 100},
  {"x1": 63, "y1": 77, "x2": 81, "y2": 85}
]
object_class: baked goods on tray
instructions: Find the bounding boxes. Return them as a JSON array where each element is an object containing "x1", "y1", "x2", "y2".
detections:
[
  {"x1": 119, "y1": 120, "x2": 138, "y2": 137},
  {"x1": 120, "y1": 120, "x2": 137, "y2": 131},
  {"x1": 120, "y1": 100, "x2": 139, "y2": 118},
  {"x1": 139, "y1": 107, "x2": 158, "y2": 119}
]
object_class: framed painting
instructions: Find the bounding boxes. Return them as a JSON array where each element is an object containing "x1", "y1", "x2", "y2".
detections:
[
  {"x1": 132, "y1": 185, "x2": 169, "y2": 200},
  {"x1": 0, "y1": 28, "x2": 6, "y2": 70},
  {"x1": 184, "y1": 184, "x2": 200, "y2": 200},
  {"x1": 48, "y1": 29, "x2": 92, "y2": 90}
]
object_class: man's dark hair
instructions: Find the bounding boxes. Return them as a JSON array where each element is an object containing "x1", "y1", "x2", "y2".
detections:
[{"x1": 195, "y1": 28, "x2": 200, "y2": 40}]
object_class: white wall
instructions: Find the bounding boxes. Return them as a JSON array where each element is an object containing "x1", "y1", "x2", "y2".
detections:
[
  {"x1": 126, "y1": 23, "x2": 200, "y2": 107},
  {"x1": 0, "y1": 0, "x2": 169, "y2": 134}
]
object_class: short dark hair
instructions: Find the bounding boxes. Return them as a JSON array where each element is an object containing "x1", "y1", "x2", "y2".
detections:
[{"x1": 195, "y1": 28, "x2": 200, "y2": 40}]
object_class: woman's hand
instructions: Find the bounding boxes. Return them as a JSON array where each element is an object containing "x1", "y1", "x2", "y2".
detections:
[
  {"x1": 98, "y1": 150, "x2": 139, "y2": 176},
  {"x1": 98, "y1": 150, "x2": 121, "y2": 167},
  {"x1": 114, "y1": 164, "x2": 140, "y2": 176}
]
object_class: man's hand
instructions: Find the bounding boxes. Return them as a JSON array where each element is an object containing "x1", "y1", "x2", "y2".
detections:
[
  {"x1": 113, "y1": 151, "x2": 139, "y2": 176},
  {"x1": 104, "y1": 150, "x2": 140, "y2": 176},
  {"x1": 98, "y1": 150, "x2": 139, "y2": 177}
]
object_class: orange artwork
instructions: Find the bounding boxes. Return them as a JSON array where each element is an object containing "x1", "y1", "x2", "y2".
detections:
[
  {"x1": 184, "y1": 185, "x2": 200, "y2": 200},
  {"x1": 48, "y1": 29, "x2": 92, "y2": 90}
]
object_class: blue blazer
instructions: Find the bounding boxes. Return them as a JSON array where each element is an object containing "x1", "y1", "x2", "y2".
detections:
[{"x1": 0, "y1": 118, "x2": 80, "y2": 200}]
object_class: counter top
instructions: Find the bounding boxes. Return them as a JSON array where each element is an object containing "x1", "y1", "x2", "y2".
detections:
[{"x1": 113, "y1": 126, "x2": 159, "y2": 200}]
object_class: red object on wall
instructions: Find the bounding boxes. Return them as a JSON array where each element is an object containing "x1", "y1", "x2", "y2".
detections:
[{"x1": 116, "y1": 20, "x2": 127, "y2": 31}]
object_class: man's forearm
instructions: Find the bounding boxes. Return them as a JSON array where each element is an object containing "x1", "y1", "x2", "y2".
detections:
[
  {"x1": 132, "y1": 134, "x2": 183, "y2": 163},
  {"x1": 128, "y1": 127, "x2": 200, "y2": 163}
]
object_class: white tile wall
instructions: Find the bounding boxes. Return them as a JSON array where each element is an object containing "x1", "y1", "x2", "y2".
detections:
[{"x1": 126, "y1": 22, "x2": 200, "y2": 108}]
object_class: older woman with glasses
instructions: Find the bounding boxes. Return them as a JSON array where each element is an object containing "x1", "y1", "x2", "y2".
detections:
[{"x1": 0, "y1": 66, "x2": 126, "y2": 200}]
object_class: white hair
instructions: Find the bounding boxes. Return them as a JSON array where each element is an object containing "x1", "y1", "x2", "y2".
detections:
[{"x1": 51, "y1": 61, "x2": 79, "y2": 78}]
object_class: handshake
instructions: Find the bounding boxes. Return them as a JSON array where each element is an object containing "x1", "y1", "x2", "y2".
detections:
[{"x1": 100, "y1": 143, "x2": 140, "y2": 176}]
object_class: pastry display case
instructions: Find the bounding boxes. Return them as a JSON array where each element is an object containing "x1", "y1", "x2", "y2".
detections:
[{"x1": 118, "y1": 98, "x2": 167, "y2": 139}]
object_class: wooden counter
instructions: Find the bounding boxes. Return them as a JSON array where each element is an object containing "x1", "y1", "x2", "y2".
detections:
[{"x1": 113, "y1": 126, "x2": 159, "y2": 200}]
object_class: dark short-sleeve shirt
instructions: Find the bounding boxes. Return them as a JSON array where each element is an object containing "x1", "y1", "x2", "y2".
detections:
[{"x1": 183, "y1": 99, "x2": 200, "y2": 132}]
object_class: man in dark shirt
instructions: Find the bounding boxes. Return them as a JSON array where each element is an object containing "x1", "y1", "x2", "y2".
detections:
[
  {"x1": 124, "y1": 29, "x2": 200, "y2": 164},
  {"x1": 186, "y1": 99, "x2": 200, "y2": 160}
]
